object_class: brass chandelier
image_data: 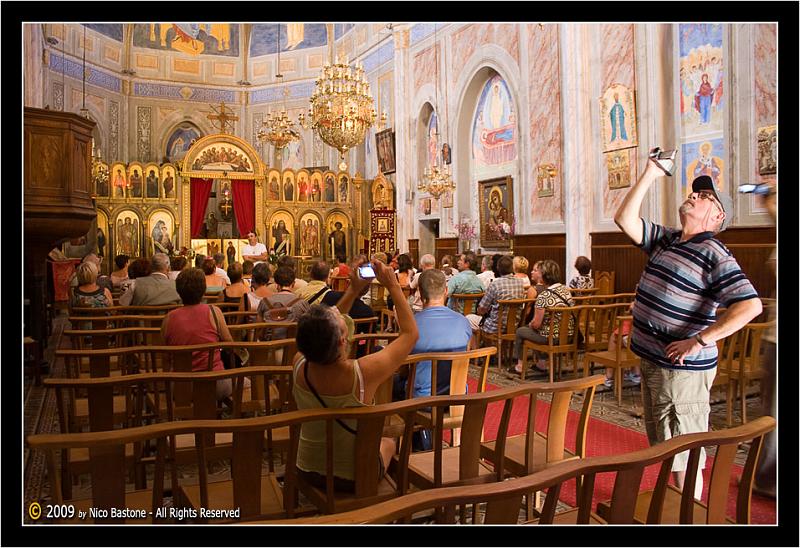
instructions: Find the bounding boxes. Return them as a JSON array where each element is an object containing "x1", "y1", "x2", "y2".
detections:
[
  {"x1": 299, "y1": 31, "x2": 385, "y2": 171},
  {"x1": 257, "y1": 24, "x2": 301, "y2": 152},
  {"x1": 417, "y1": 24, "x2": 454, "y2": 199}
]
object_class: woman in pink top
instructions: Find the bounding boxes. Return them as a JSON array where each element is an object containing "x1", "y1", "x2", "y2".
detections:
[{"x1": 161, "y1": 267, "x2": 233, "y2": 400}]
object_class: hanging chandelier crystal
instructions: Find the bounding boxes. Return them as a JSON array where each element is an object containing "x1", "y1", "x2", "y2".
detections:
[
  {"x1": 417, "y1": 24, "x2": 454, "y2": 200},
  {"x1": 299, "y1": 54, "x2": 385, "y2": 171},
  {"x1": 257, "y1": 25, "x2": 300, "y2": 153}
]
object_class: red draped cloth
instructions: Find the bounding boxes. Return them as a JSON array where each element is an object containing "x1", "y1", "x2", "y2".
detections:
[
  {"x1": 190, "y1": 177, "x2": 213, "y2": 238},
  {"x1": 231, "y1": 179, "x2": 255, "y2": 236}
]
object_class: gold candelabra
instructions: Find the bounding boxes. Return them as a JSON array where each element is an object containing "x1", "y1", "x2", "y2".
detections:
[
  {"x1": 419, "y1": 162, "x2": 455, "y2": 199},
  {"x1": 257, "y1": 83, "x2": 301, "y2": 151},
  {"x1": 300, "y1": 55, "x2": 385, "y2": 171}
]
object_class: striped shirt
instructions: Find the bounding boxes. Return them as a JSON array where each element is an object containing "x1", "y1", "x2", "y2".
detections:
[
  {"x1": 478, "y1": 274, "x2": 526, "y2": 334},
  {"x1": 631, "y1": 219, "x2": 759, "y2": 371}
]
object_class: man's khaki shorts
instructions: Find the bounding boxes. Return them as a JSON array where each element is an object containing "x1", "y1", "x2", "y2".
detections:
[{"x1": 640, "y1": 359, "x2": 716, "y2": 472}]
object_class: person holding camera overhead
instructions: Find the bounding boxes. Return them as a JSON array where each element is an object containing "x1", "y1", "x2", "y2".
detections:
[
  {"x1": 291, "y1": 258, "x2": 418, "y2": 492},
  {"x1": 614, "y1": 147, "x2": 762, "y2": 500}
]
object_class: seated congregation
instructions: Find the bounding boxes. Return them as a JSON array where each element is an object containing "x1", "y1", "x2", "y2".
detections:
[{"x1": 27, "y1": 234, "x2": 775, "y2": 525}]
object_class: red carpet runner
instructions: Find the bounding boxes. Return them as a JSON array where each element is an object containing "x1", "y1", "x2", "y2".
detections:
[{"x1": 472, "y1": 379, "x2": 776, "y2": 524}]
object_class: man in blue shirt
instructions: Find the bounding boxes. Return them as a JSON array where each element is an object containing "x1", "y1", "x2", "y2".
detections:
[
  {"x1": 394, "y1": 268, "x2": 473, "y2": 450},
  {"x1": 394, "y1": 269, "x2": 473, "y2": 398}
]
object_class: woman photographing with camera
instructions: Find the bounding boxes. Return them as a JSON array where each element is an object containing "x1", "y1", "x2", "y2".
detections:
[{"x1": 292, "y1": 258, "x2": 419, "y2": 491}]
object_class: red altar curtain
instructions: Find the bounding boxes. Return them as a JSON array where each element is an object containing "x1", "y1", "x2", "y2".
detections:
[
  {"x1": 190, "y1": 177, "x2": 213, "y2": 238},
  {"x1": 231, "y1": 179, "x2": 255, "y2": 236}
]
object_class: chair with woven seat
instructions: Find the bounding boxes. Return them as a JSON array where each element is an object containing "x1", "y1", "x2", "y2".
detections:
[
  {"x1": 479, "y1": 374, "x2": 604, "y2": 520},
  {"x1": 583, "y1": 315, "x2": 640, "y2": 406},
  {"x1": 447, "y1": 292, "x2": 485, "y2": 316},
  {"x1": 478, "y1": 298, "x2": 533, "y2": 370},
  {"x1": 520, "y1": 305, "x2": 584, "y2": 382}
]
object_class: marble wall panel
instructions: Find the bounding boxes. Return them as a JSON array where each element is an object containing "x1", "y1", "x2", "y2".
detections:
[
  {"x1": 527, "y1": 24, "x2": 562, "y2": 223},
  {"x1": 413, "y1": 44, "x2": 437, "y2": 94},
  {"x1": 600, "y1": 24, "x2": 637, "y2": 220},
  {"x1": 451, "y1": 24, "x2": 520, "y2": 78}
]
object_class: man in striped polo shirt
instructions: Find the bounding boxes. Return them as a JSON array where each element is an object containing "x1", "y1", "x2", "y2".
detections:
[{"x1": 615, "y1": 154, "x2": 762, "y2": 499}]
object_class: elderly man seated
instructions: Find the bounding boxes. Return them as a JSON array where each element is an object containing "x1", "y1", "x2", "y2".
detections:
[
  {"x1": 129, "y1": 253, "x2": 182, "y2": 306},
  {"x1": 446, "y1": 252, "x2": 484, "y2": 314}
]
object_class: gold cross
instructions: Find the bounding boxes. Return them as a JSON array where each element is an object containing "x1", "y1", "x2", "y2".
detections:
[
  {"x1": 208, "y1": 102, "x2": 239, "y2": 134},
  {"x1": 220, "y1": 201, "x2": 232, "y2": 217}
]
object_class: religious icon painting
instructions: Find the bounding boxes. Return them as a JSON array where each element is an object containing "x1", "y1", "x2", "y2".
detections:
[
  {"x1": 375, "y1": 128, "x2": 396, "y2": 174},
  {"x1": 93, "y1": 160, "x2": 110, "y2": 198},
  {"x1": 309, "y1": 171, "x2": 323, "y2": 204},
  {"x1": 115, "y1": 209, "x2": 141, "y2": 258},
  {"x1": 682, "y1": 138, "x2": 725, "y2": 195},
  {"x1": 110, "y1": 162, "x2": 128, "y2": 199},
  {"x1": 148, "y1": 209, "x2": 176, "y2": 256},
  {"x1": 299, "y1": 211, "x2": 322, "y2": 257},
  {"x1": 600, "y1": 83, "x2": 638, "y2": 153},
  {"x1": 322, "y1": 170, "x2": 337, "y2": 203},
  {"x1": 757, "y1": 125, "x2": 777, "y2": 175},
  {"x1": 536, "y1": 165, "x2": 556, "y2": 197},
  {"x1": 267, "y1": 168, "x2": 282, "y2": 201},
  {"x1": 222, "y1": 238, "x2": 246, "y2": 267},
  {"x1": 606, "y1": 150, "x2": 631, "y2": 190},
  {"x1": 144, "y1": 162, "x2": 161, "y2": 200},
  {"x1": 127, "y1": 162, "x2": 145, "y2": 199},
  {"x1": 337, "y1": 172, "x2": 350, "y2": 203},
  {"x1": 191, "y1": 239, "x2": 208, "y2": 259},
  {"x1": 478, "y1": 176, "x2": 513, "y2": 249},
  {"x1": 325, "y1": 212, "x2": 350, "y2": 261},
  {"x1": 442, "y1": 189, "x2": 454, "y2": 208},
  {"x1": 281, "y1": 170, "x2": 296, "y2": 202},
  {"x1": 296, "y1": 169, "x2": 311, "y2": 203},
  {"x1": 268, "y1": 210, "x2": 295, "y2": 256},
  {"x1": 161, "y1": 164, "x2": 177, "y2": 200}
]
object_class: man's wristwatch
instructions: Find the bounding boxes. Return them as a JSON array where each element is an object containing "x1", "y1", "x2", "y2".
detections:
[{"x1": 695, "y1": 333, "x2": 708, "y2": 347}]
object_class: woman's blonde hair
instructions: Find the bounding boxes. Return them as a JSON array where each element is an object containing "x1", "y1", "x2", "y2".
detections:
[
  {"x1": 512, "y1": 255, "x2": 529, "y2": 274},
  {"x1": 76, "y1": 262, "x2": 98, "y2": 285}
]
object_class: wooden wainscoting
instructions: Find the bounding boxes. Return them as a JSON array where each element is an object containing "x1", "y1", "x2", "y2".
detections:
[
  {"x1": 512, "y1": 234, "x2": 566, "y2": 279},
  {"x1": 407, "y1": 239, "x2": 419, "y2": 268},
  {"x1": 434, "y1": 237, "x2": 458, "y2": 267},
  {"x1": 717, "y1": 226, "x2": 776, "y2": 298},
  {"x1": 591, "y1": 232, "x2": 647, "y2": 294},
  {"x1": 591, "y1": 227, "x2": 776, "y2": 297}
]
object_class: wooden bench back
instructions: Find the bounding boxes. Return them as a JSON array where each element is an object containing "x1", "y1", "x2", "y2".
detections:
[
  {"x1": 261, "y1": 416, "x2": 775, "y2": 524},
  {"x1": 28, "y1": 384, "x2": 564, "y2": 521}
]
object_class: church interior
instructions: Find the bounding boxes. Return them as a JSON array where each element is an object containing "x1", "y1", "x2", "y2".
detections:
[{"x1": 21, "y1": 22, "x2": 780, "y2": 531}]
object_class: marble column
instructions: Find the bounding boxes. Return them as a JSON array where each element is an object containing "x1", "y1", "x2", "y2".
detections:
[
  {"x1": 24, "y1": 24, "x2": 45, "y2": 108},
  {"x1": 560, "y1": 24, "x2": 594, "y2": 274},
  {"x1": 393, "y1": 26, "x2": 412, "y2": 248}
]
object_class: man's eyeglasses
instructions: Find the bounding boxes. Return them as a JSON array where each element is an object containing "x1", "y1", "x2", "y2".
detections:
[{"x1": 690, "y1": 191, "x2": 721, "y2": 209}]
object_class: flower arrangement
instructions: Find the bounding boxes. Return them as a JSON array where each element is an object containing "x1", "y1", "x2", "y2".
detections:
[
  {"x1": 454, "y1": 220, "x2": 478, "y2": 250},
  {"x1": 267, "y1": 249, "x2": 284, "y2": 266}
]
